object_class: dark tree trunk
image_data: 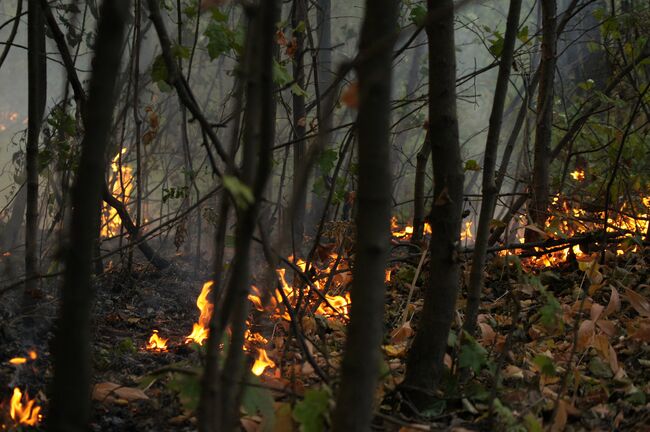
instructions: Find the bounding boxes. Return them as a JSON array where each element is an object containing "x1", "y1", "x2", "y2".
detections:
[
  {"x1": 411, "y1": 132, "x2": 431, "y2": 243},
  {"x1": 331, "y1": 0, "x2": 397, "y2": 429},
  {"x1": 291, "y1": 0, "x2": 307, "y2": 247},
  {"x1": 402, "y1": 0, "x2": 464, "y2": 407},
  {"x1": 47, "y1": 1, "x2": 130, "y2": 430},
  {"x1": 306, "y1": 0, "x2": 332, "y2": 234},
  {"x1": 23, "y1": 0, "x2": 47, "y2": 320},
  {"x1": 528, "y1": 0, "x2": 557, "y2": 241},
  {"x1": 464, "y1": 0, "x2": 522, "y2": 335},
  {"x1": 216, "y1": 2, "x2": 277, "y2": 430}
]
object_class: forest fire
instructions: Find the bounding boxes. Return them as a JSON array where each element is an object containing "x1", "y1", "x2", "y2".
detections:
[
  {"x1": 6, "y1": 388, "x2": 41, "y2": 427},
  {"x1": 146, "y1": 330, "x2": 169, "y2": 351},
  {"x1": 101, "y1": 149, "x2": 134, "y2": 238},
  {"x1": 185, "y1": 281, "x2": 214, "y2": 345}
]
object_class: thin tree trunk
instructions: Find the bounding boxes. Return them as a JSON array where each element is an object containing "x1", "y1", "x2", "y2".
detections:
[
  {"x1": 528, "y1": 0, "x2": 557, "y2": 240},
  {"x1": 23, "y1": 0, "x2": 47, "y2": 320},
  {"x1": 411, "y1": 132, "x2": 431, "y2": 243},
  {"x1": 216, "y1": 2, "x2": 277, "y2": 429},
  {"x1": 402, "y1": 0, "x2": 464, "y2": 408},
  {"x1": 292, "y1": 0, "x2": 307, "y2": 247},
  {"x1": 331, "y1": 0, "x2": 397, "y2": 430},
  {"x1": 48, "y1": 1, "x2": 130, "y2": 430},
  {"x1": 463, "y1": 0, "x2": 522, "y2": 335},
  {"x1": 306, "y1": 0, "x2": 332, "y2": 234}
]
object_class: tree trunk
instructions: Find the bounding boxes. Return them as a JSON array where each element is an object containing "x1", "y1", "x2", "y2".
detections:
[
  {"x1": 528, "y1": 0, "x2": 557, "y2": 241},
  {"x1": 23, "y1": 0, "x2": 47, "y2": 321},
  {"x1": 47, "y1": 1, "x2": 130, "y2": 430},
  {"x1": 291, "y1": 0, "x2": 307, "y2": 248},
  {"x1": 411, "y1": 132, "x2": 431, "y2": 243},
  {"x1": 402, "y1": 0, "x2": 464, "y2": 408},
  {"x1": 306, "y1": 0, "x2": 332, "y2": 235},
  {"x1": 463, "y1": 0, "x2": 522, "y2": 335},
  {"x1": 331, "y1": 1, "x2": 397, "y2": 430},
  {"x1": 216, "y1": 2, "x2": 277, "y2": 429}
]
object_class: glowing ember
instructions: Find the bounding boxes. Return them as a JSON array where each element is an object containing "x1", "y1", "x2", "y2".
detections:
[
  {"x1": 146, "y1": 330, "x2": 169, "y2": 351},
  {"x1": 385, "y1": 269, "x2": 391, "y2": 283},
  {"x1": 8, "y1": 387, "x2": 41, "y2": 426},
  {"x1": 251, "y1": 348, "x2": 276, "y2": 376},
  {"x1": 570, "y1": 169, "x2": 585, "y2": 181},
  {"x1": 101, "y1": 148, "x2": 134, "y2": 238},
  {"x1": 185, "y1": 281, "x2": 214, "y2": 345}
]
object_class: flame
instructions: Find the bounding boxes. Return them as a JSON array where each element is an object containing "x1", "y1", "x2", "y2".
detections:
[
  {"x1": 251, "y1": 348, "x2": 276, "y2": 376},
  {"x1": 146, "y1": 330, "x2": 169, "y2": 351},
  {"x1": 385, "y1": 269, "x2": 391, "y2": 283},
  {"x1": 9, "y1": 388, "x2": 41, "y2": 426},
  {"x1": 185, "y1": 281, "x2": 214, "y2": 345},
  {"x1": 8, "y1": 351, "x2": 38, "y2": 365},
  {"x1": 460, "y1": 221, "x2": 473, "y2": 241},
  {"x1": 570, "y1": 169, "x2": 585, "y2": 181},
  {"x1": 101, "y1": 148, "x2": 134, "y2": 238}
]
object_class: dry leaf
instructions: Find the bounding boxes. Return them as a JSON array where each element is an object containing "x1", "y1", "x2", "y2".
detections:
[
  {"x1": 391, "y1": 321, "x2": 414, "y2": 344},
  {"x1": 623, "y1": 288, "x2": 650, "y2": 317},
  {"x1": 340, "y1": 82, "x2": 359, "y2": 108},
  {"x1": 605, "y1": 286, "x2": 621, "y2": 316},
  {"x1": 577, "y1": 320, "x2": 595, "y2": 349},
  {"x1": 93, "y1": 382, "x2": 149, "y2": 404}
]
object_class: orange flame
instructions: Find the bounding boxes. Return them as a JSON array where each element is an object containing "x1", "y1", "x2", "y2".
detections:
[
  {"x1": 146, "y1": 330, "x2": 169, "y2": 351},
  {"x1": 570, "y1": 169, "x2": 585, "y2": 181},
  {"x1": 9, "y1": 387, "x2": 41, "y2": 426},
  {"x1": 251, "y1": 348, "x2": 276, "y2": 376},
  {"x1": 101, "y1": 149, "x2": 134, "y2": 238},
  {"x1": 8, "y1": 357, "x2": 26, "y2": 365},
  {"x1": 460, "y1": 221, "x2": 473, "y2": 241},
  {"x1": 185, "y1": 281, "x2": 214, "y2": 345}
]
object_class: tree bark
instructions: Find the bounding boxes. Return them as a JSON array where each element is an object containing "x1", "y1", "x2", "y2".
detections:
[
  {"x1": 216, "y1": 2, "x2": 277, "y2": 429},
  {"x1": 411, "y1": 132, "x2": 431, "y2": 243},
  {"x1": 291, "y1": 0, "x2": 307, "y2": 247},
  {"x1": 528, "y1": 0, "x2": 557, "y2": 241},
  {"x1": 47, "y1": 1, "x2": 130, "y2": 430},
  {"x1": 23, "y1": 0, "x2": 47, "y2": 320},
  {"x1": 331, "y1": 0, "x2": 397, "y2": 430},
  {"x1": 402, "y1": 0, "x2": 464, "y2": 408},
  {"x1": 464, "y1": 0, "x2": 522, "y2": 335}
]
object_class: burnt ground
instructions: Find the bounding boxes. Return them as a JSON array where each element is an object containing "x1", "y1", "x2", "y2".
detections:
[{"x1": 1, "y1": 246, "x2": 650, "y2": 431}]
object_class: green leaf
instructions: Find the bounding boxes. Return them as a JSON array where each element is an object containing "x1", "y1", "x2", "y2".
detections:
[
  {"x1": 172, "y1": 43, "x2": 191, "y2": 60},
  {"x1": 318, "y1": 148, "x2": 338, "y2": 174},
  {"x1": 533, "y1": 354, "x2": 556, "y2": 376},
  {"x1": 459, "y1": 332, "x2": 488, "y2": 374},
  {"x1": 409, "y1": 5, "x2": 427, "y2": 27},
  {"x1": 517, "y1": 25, "x2": 529, "y2": 43},
  {"x1": 151, "y1": 55, "x2": 172, "y2": 92},
  {"x1": 223, "y1": 175, "x2": 255, "y2": 209},
  {"x1": 242, "y1": 375, "x2": 275, "y2": 431},
  {"x1": 273, "y1": 59, "x2": 292, "y2": 86},
  {"x1": 204, "y1": 20, "x2": 231, "y2": 60},
  {"x1": 166, "y1": 372, "x2": 201, "y2": 412},
  {"x1": 464, "y1": 159, "x2": 481, "y2": 171},
  {"x1": 293, "y1": 388, "x2": 330, "y2": 432},
  {"x1": 291, "y1": 82, "x2": 309, "y2": 97}
]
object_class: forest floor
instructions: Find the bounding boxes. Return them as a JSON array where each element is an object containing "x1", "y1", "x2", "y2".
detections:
[{"x1": 2, "y1": 242, "x2": 650, "y2": 431}]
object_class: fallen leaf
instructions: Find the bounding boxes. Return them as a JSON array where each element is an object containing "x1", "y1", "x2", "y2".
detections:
[
  {"x1": 93, "y1": 382, "x2": 149, "y2": 404},
  {"x1": 623, "y1": 288, "x2": 650, "y2": 317}
]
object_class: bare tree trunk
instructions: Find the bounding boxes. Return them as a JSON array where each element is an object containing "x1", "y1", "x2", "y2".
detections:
[
  {"x1": 48, "y1": 1, "x2": 130, "y2": 430},
  {"x1": 216, "y1": 2, "x2": 277, "y2": 429},
  {"x1": 528, "y1": 0, "x2": 557, "y2": 240},
  {"x1": 291, "y1": 0, "x2": 307, "y2": 247},
  {"x1": 402, "y1": 0, "x2": 464, "y2": 408},
  {"x1": 463, "y1": 0, "x2": 522, "y2": 335},
  {"x1": 411, "y1": 132, "x2": 430, "y2": 243},
  {"x1": 23, "y1": 0, "x2": 47, "y2": 320},
  {"x1": 331, "y1": 0, "x2": 397, "y2": 430},
  {"x1": 306, "y1": 0, "x2": 332, "y2": 234}
]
